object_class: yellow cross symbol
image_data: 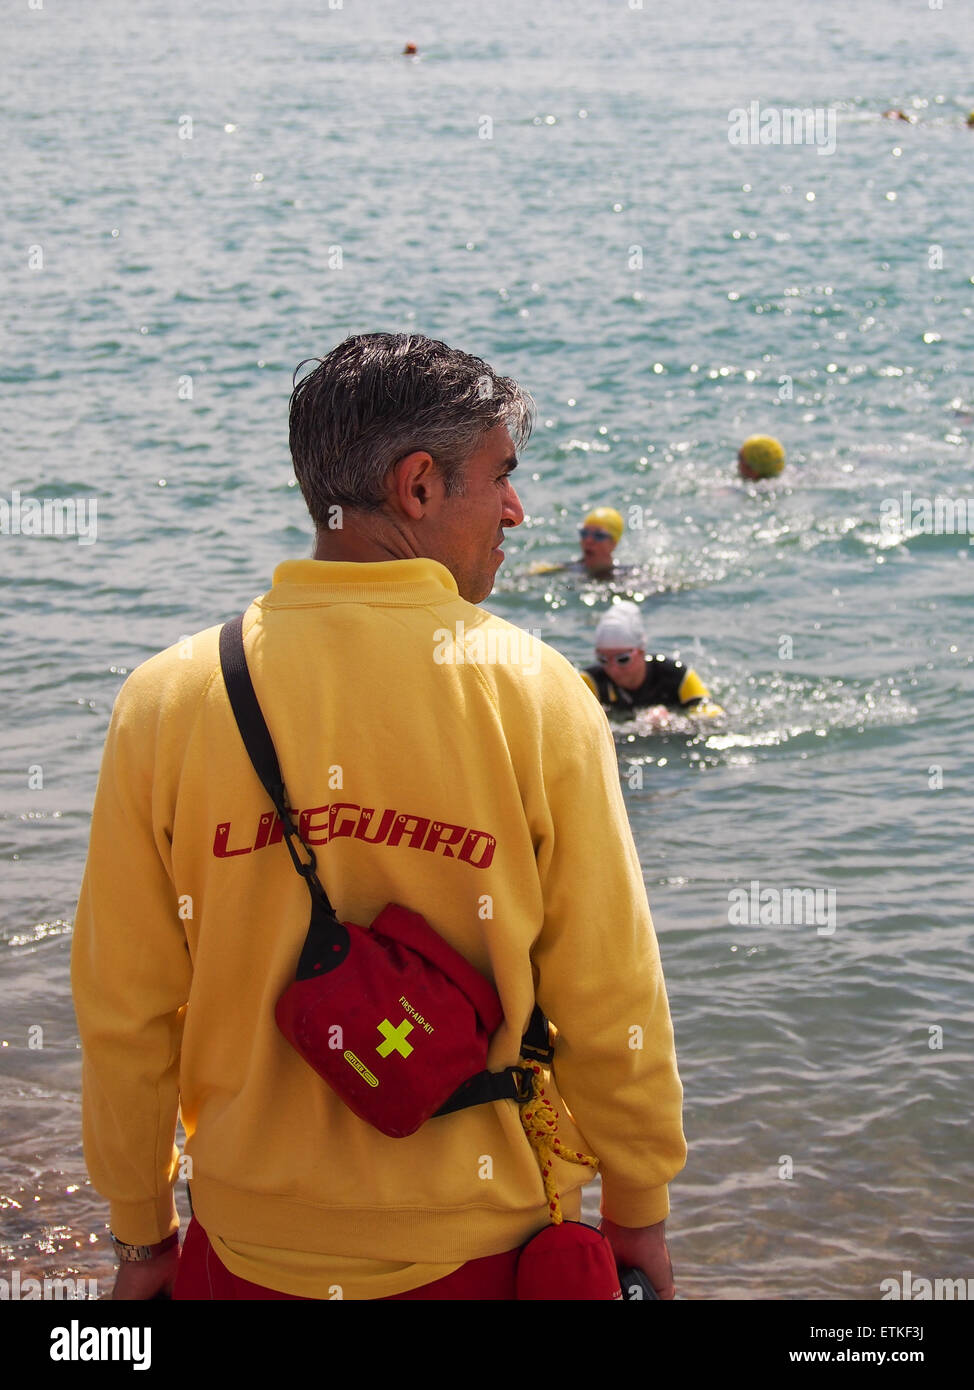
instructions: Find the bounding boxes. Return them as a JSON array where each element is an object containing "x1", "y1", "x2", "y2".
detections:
[{"x1": 376, "y1": 1017, "x2": 414, "y2": 1059}]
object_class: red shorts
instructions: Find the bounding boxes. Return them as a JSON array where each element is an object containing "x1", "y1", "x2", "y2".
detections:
[{"x1": 172, "y1": 1216, "x2": 520, "y2": 1301}]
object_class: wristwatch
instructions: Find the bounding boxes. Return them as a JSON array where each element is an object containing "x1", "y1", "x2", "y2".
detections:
[{"x1": 111, "y1": 1231, "x2": 179, "y2": 1263}]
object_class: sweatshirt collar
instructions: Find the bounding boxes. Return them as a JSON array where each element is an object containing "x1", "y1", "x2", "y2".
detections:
[{"x1": 262, "y1": 557, "x2": 461, "y2": 608}]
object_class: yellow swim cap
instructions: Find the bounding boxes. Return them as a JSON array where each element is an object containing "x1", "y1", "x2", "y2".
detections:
[
  {"x1": 738, "y1": 435, "x2": 785, "y2": 478},
  {"x1": 582, "y1": 507, "x2": 624, "y2": 542}
]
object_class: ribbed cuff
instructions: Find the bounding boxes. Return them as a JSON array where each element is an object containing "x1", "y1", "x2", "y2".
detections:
[
  {"x1": 109, "y1": 1192, "x2": 179, "y2": 1247},
  {"x1": 599, "y1": 1178, "x2": 670, "y2": 1229}
]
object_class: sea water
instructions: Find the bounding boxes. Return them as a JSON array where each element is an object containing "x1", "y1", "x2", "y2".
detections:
[{"x1": 2, "y1": 0, "x2": 972, "y2": 1299}]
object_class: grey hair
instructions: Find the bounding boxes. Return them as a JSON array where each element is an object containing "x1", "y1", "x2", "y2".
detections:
[{"x1": 288, "y1": 332, "x2": 535, "y2": 523}]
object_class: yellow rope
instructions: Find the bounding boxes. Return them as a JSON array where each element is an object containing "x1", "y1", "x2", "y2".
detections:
[{"x1": 518, "y1": 1058, "x2": 599, "y2": 1225}]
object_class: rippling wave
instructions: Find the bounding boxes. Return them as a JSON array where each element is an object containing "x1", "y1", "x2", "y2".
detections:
[{"x1": 3, "y1": 0, "x2": 972, "y2": 1299}]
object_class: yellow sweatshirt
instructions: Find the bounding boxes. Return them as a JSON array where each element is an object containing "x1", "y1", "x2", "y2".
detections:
[{"x1": 72, "y1": 558, "x2": 685, "y2": 1298}]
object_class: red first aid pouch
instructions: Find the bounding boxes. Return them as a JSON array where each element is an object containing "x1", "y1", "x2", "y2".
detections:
[
  {"x1": 220, "y1": 617, "x2": 547, "y2": 1138},
  {"x1": 515, "y1": 1222, "x2": 623, "y2": 1300},
  {"x1": 275, "y1": 897, "x2": 528, "y2": 1137}
]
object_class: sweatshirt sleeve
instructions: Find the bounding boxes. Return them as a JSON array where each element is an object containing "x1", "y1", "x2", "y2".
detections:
[
  {"x1": 71, "y1": 668, "x2": 192, "y2": 1246},
  {"x1": 531, "y1": 666, "x2": 686, "y2": 1227}
]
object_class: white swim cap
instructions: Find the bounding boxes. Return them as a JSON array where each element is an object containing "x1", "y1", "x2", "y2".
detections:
[{"x1": 594, "y1": 600, "x2": 645, "y2": 651}]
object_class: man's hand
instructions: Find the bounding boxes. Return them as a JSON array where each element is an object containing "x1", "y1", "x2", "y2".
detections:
[
  {"x1": 599, "y1": 1216, "x2": 675, "y2": 1299},
  {"x1": 111, "y1": 1242, "x2": 180, "y2": 1300}
]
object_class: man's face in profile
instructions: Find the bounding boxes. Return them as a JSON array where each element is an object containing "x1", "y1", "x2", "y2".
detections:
[{"x1": 431, "y1": 424, "x2": 524, "y2": 603}]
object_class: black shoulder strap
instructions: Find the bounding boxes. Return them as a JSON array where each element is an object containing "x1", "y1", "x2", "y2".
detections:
[
  {"x1": 436, "y1": 1066, "x2": 534, "y2": 1116},
  {"x1": 521, "y1": 1004, "x2": 554, "y2": 1063},
  {"x1": 219, "y1": 614, "x2": 289, "y2": 816},
  {"x1": 219, "y1": 615, "x2": 337, "y2": 918},
  {"x1": 434, "y1": 1002, "x2": 552, "y2": 1117}
]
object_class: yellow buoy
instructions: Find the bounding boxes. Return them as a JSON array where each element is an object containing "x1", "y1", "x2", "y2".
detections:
[{"x1": 738, "y1": 435, "x2": 785, "y2": 479}]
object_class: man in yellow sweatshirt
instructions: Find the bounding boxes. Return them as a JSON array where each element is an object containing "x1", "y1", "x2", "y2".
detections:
[{"x1": 72, "y1": 332, "x2": 686, "y2": 1300}]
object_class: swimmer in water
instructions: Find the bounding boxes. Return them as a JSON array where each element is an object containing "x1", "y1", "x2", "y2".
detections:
[
  {"x1": 531, "y1": 506, "x2": 626, "y2": 578},
  {"x1": 580, "y1": 601, "x2": 724, "y2": 717},
  {"x1": 577, "y1": 507, "x2": 625, "y2": 577}
]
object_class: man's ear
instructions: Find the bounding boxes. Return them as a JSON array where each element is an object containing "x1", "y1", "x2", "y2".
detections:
[{"x1": 390, "y1": 450, "x2": 439, "y2": 520}]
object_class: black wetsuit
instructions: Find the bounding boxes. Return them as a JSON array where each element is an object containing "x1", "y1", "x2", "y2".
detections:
[{"x1": 582, "y1": 655, "x2": 707, "y2": 710}]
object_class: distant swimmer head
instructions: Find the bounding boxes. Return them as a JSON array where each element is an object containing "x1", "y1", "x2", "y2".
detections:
[
  {"x1": 594, "y1": 600, "x2": 647, "y2": 688},
  {"x1": 967, "y1": 110, "x2": 974, "y2": 127},
  {"x1": 738, "y1": 434, "x2": 785, "y2": 480},
  {"x1": 403, "y1": 41, "x2": 418, "y2": 55},
  {"x1": 583, "y1": 507, "x2": 624, "y2": 543},
  {"x1": 579, "y1": 506, "x2": 624, "y2": 575},
  {"x1": 594, "y1": 599, "x2": 645, "y2": 652}
]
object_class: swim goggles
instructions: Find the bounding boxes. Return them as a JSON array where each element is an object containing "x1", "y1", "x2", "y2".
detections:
[
  {"x1": 596, "y1": 649, "x2": 637, "y2": 667},
  {"x1": 579, "y1": 527, "x2": 614, "y2": 542}
]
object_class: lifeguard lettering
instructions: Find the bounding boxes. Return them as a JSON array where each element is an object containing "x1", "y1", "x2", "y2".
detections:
[
  {"x1": 212, "y1": 822, "x2": 250, "y2": 857},
  {"x1": 355, "y1": 807, "x2": 396, "y2": 843},
  {"x1": 299, "y1": 806, "x2": 329, "y2": 845},
  {"x1": 459, "y1": 830, "x2": 495, "y2": 867},
  {"x1": 213, "y1": 801, "x2": 497, "y2": 869},
  {"x1": 253, "y1": 810, "x2": 276, "y2": 850},
  {"x1": 328, "y1": 803, "x2": 358, "y2": 840},
  {"x1": 422, "y1": 821, "x2": 466, "y2": 857},
  {"x1": 387, "y1": 814, "x2": 430, "y2": 850}
]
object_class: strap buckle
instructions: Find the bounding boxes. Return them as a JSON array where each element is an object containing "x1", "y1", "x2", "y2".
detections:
[
  {"x1": 512, "y1": 1067, "x2": 536, "y2": 1104},
  {"x1": 281, "y1": 820, "x2": 318, "y2": 879},
  {"x1": 520, "y1": 1008, "x2": 554, "y2": 1065}
]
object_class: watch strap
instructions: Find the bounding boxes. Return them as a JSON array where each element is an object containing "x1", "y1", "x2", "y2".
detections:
[{"x1": 111, "y1": 1231, "x2": 179, "y2": 1263}]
